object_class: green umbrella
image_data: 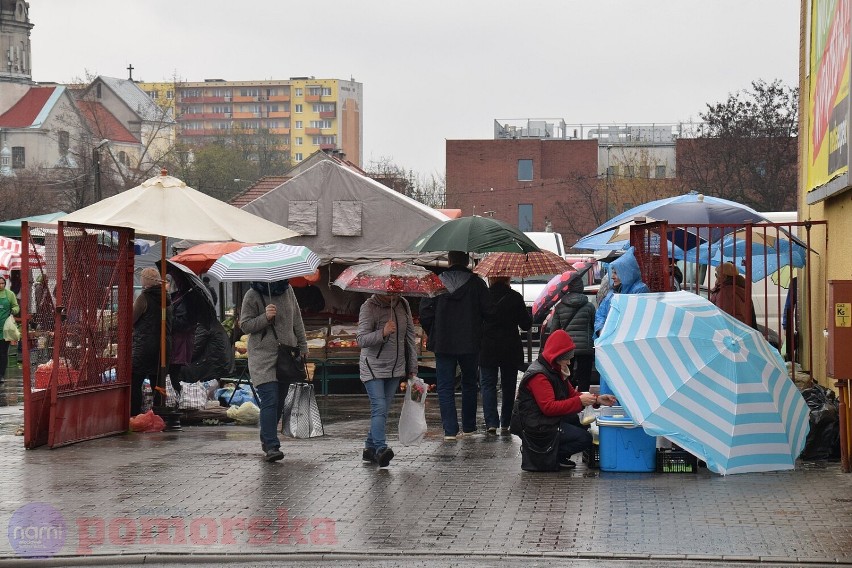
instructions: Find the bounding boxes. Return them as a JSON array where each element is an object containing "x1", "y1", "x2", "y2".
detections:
[{"x1": 408, "y1": 216, "x2": 540, "y2": 254}]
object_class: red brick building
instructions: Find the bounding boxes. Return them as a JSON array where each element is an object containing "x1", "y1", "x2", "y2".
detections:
[{"x1": 446, "y1": 139, "x2": 601, "y2": 242}]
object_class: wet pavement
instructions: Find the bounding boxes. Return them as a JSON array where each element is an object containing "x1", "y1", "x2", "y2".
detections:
[{"x1": 0, "y1": 372, "x2": 850, "y2": 567}]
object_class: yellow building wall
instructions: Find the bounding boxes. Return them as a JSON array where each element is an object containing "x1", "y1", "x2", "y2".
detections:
[
  {"x1": 799, "y1": 0, "x2": 852, "y2": 389},
  {"x1": 136, "y1": 81, "x2": 176, "y2": 115},
  {"x1": 289, "y1": 78, "x2": 340, "y2": 163}
]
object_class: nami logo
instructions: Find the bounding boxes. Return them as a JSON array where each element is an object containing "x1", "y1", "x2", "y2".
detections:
[{"x1": 7, "y1": 502, "x2": 66, "y2": 558}]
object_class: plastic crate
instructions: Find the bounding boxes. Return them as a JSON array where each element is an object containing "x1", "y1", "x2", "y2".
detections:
[
  {"x1": 655, "y1": 448, "x2": 699, "y2": 473},
  {"x1": 582, "y1": 444, "x2": 599, "y2": 468}
]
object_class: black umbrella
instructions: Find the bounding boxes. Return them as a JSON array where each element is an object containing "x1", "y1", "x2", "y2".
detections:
[{"x1": 155, "y1": 259, "x2": 216, "y2": 326}]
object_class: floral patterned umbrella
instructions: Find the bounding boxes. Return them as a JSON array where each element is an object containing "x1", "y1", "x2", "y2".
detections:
[
  {"x1": 333, "y1": 260, "x2": 447, "y2": 297},
  {"x1": 530, "y1": 262, "x2": 593, "y2": 324}
]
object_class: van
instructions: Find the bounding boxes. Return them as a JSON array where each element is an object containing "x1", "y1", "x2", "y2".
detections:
[{"x1": 523, "y1": 231, "x2": 566, "y2": 258}]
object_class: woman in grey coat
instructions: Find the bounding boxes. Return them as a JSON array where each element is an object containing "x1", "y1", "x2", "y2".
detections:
[
  {"x1": 546, "y1": 276, "x2": 596, "y2": 391},
  {"x1": 356, "y1": 294, "x2": 417, "y2": 468},
  {"x1": 239, "y1": 280, "x2": 307, "y2": 462}
]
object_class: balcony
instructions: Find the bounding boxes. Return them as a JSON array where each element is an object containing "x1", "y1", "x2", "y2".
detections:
[
  {"x1": 304, "y1": 127, "x2": 321, "y2": 135},
  {"x1": 269, "y1": 128, "x2": 290, "y2": 135},
  {"x1": 268, "y1": 111, "x2": 290, "y2": 118},
  {"x1": 180, "y1": 129, "x2": 207, "y2": 136},
  {"x1": 319, "y1": 111, "x2": 336, "y2": 119},
  {"x1": 267, "y1": 94, "x2": 290, "y2": 102},
  {"x1": 178, "y1": 113, "x2": 203, "y2": 120},
  {"x1": 319, "y1": 143, "x2": 336, "y2": 150},
  {"x1": 305, "y1": 94, "x2": 321, "y2": 102}
]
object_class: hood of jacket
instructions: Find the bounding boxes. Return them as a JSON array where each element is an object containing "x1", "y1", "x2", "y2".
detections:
[
  {"x1": 540, "y1": 329, "x2": 575, "y2": 367},
  {"x1": 439, "y1": 266, "x2": 475, "y2": 295},
  {"x1": 610, "y1": 247, "x2": 642, "y2": 291},
  {"x1": 251, "y1": 280, "x2": 290, "y2": 297}
]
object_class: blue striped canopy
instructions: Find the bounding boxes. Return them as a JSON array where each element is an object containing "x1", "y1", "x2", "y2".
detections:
[{"x1": 595, "y1": 291, "x2": 810, "y2": 475}]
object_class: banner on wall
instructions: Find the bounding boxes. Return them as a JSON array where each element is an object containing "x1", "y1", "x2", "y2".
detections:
[{"x1": 807, "y1": 0, "x2": 851, "y2": 191}]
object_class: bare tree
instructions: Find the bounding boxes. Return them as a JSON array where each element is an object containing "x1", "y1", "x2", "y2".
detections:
[
  {"x1": 366, "y1": 156, "x2": 446, "y2": 208},
  {"x1": 676, "y1": 79, "x2": 798, "y2": 211}
]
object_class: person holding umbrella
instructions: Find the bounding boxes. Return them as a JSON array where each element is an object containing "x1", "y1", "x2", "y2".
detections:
[
  {"x1": 356, "y1": 293, "x2": 418, "y2": 468},
  {"x1": 239, "y1": 279, "x2": 308, "y2": 462},
  {"x1": 419, "y1": 251, "x2": 494, "y2": 440},
  {"x1": 546, "y1": 274, "x2": 596, "y2": 392},
  {"x1": 479, "y1": 276, "x2": 531, "y2": 435}
]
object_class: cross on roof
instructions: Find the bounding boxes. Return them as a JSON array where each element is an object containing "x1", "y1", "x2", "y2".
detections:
[{"x1": 127, "y1": 64, "x2": 134, "y2": 81}]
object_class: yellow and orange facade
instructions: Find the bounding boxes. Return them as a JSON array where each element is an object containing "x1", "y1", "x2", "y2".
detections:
[{"x1": 140, "y1": 77, "x2": 362, "y2": 167}]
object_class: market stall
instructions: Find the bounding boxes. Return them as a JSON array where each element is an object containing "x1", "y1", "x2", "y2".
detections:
[{"x1": 231, "y1": 160, "x2": 449, "y2": 391}]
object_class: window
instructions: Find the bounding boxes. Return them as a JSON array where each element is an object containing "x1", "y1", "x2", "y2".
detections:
[
  {"x1": 623, "y1": 165, "x2": 635, "y2": 178},
  {"x1": 295, "y1": 121, "x2": 303, "y2": 129},
  {"x1": 58, "y1": 131, "x2": 69, "y2": 155},
  {"x1": 313, "y1": 103, "x2": 334, "y2": 112},
  {"x1": 295, "y1": 88, "x2": 303, "y2": 97},
  {"x1": 117, "y1": 151, "x2": 128, "y2": 166},
  {"x1": 606, "y1": 165, "x2": 617, "y2": 177},
  {"x1": 240, "y1": 88, "x2": 259, "y2": 97},
  {"x1": 322, "y1": 87, "x2": 332, "y2": 96},
  {"x1": 267, "y1": 104, "x2": 279, "y2": 113},
  {"x1": 96, "y1": 84, "x2": 102, "y2": 98},
  {"x1": 639, "y1": 165, "x2": 650, "y2": 178},
  {"x1": 308, "y1": 86, "x2": 322, "y2": 96},
  {"x1": 518, "y1": 204, "x2": 533, "y2": 231},
  {"x1": 294, "y1": 153, "x2": 303, "y2": 161},
  {"x1": 295, "y1": 137, "x2": 303, "y2": 145},
  {"x1": 295, "y1": 104, "x2": 303, "y2": 113},
  {"x1": 11, "y1": 146, "x2": 25, "y2": 169},
  {"x1": 655, "y1": 165, "x2": 666, "y2": 178},
  {"x1": 622, "y1": 202, "x2": 634, "y2": 212},
  {"x1": 313, "y1": 136, "x2": 336, "y2": 145},
  {"x1": 166, "y1": 90, "x2": 174, "y2": 100},
  {"x1": 518, "y1": 159, "x2": 533, "y2": 181},
  {"x1": 309, "y1": 119, "x2": 332, "y2": 129},
  {"x1": 147, "y1": 90, "x2": 157, "y2": 99}
]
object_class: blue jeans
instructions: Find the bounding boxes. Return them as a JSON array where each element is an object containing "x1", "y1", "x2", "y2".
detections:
[
  {"x1": 435, "y1": 352, "x2": 479, "y2": 436},
  {"x1": 363, "y1": 377, "x2": 399, "y2": 451},
  {"x1": 479, "y1": 364, "x2": 519, "y2": 429},
  {"x1": 256, "y1": 381, "x2": 287, "y2": 451}
]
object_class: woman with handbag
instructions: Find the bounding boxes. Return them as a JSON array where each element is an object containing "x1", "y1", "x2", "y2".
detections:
[
  {"x1": 239, "y1": 280, "x2": 307, "y2": 462},
  {"x1": 0, "y1": 276, "x2": 19, "y2": 384},
  {"x1": 356, "y1": 293, "x2": 417, "y2": 468}
]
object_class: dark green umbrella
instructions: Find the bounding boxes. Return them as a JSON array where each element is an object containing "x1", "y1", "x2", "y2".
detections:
[{"x1": 408, "y1": 216, "x2": 540, "y2": 254}]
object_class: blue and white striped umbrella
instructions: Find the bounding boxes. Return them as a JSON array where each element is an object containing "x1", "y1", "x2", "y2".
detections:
[
  {"x1": 207, "y1": 243, "x2": 320, "y2": 283},
  {"x1": 595, "y1": 291, "x2": 810, "y2": 475}
]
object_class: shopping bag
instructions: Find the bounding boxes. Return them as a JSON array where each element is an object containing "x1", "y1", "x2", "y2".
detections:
[
  {"x1": 281, "y1": 382, "x2": 324, "y2": 438},
  {"x1": 2, "y1": 316, "x2": 19, "y2": 342},
  {"x1": 398, "y1": 377, "x2": 427, "y2": 446}
]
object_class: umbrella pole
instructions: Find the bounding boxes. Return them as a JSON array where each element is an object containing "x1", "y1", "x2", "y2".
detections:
[{"x1": 158, "y1": 238, "x2": 168, "y2": 408}]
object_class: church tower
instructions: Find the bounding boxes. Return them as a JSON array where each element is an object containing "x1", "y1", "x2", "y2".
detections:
[{"x1": 0, "y1": 0, "x2": 32, "y2": 84}]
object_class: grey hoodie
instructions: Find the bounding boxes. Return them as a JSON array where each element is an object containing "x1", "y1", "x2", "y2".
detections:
[{"x1": 356, "y1": 295, "x2": 418, "y2": 383}]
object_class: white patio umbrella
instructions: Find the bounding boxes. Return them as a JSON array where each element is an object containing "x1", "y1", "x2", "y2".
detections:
[{"x1": 60, "y1": 171, "x2": 299, "y2": 408}]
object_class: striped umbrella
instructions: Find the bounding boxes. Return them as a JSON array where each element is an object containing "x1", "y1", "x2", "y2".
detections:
[
  {"x1": 207, "y1": 244, "x2": 320, "y2": 284},
  {"x1": 595, "y1": 291, "x2": 810, "y2": 475},
  {"x1": 0, "y1": 236, "x2": 45, "y2": 270}
]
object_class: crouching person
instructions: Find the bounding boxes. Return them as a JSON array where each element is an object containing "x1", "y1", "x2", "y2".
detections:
[{"x1": 510, "y1": 330, "x2": 616, "y2": 471}]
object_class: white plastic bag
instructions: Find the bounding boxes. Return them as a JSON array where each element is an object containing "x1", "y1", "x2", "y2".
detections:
[
  {"x1": 398, "y1": 377, "x2": 427, "y2": 446},
  {"x1": 226, "y1": 401, "x2": 260, "y2": 425}
]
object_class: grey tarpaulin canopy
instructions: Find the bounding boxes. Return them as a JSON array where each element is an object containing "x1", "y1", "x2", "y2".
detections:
[{"x1": 241, "y1": 160, "x2": 450, "y2": 265}]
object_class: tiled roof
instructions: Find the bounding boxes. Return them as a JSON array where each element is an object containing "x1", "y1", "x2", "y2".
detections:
[
  {"x1": 76, "y1": 100, "x2": 139, "y2": 143},
  {"x1": 0, "y1": 86, "x2": 57, "y2": 127},
  {"x1": 98, "y1": 76, "x2": 174, "y2": 123},
  {"x1": 229, "y1": 176, "x2": 291, "y2": 208}
]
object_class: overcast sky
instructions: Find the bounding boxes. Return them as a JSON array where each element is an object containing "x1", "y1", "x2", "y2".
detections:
[{"x1": 30, "y1": 1, "x2": 800, "y2": 177}]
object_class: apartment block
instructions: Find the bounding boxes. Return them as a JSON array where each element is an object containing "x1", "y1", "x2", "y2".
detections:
[{"x1": 171, "y1": 77, "x2": 362, "y2": 166}]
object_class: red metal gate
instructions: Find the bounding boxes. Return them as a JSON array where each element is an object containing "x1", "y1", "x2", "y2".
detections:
[{"x1": 22, "y1": 221, "x2": 134, "y2": 449}]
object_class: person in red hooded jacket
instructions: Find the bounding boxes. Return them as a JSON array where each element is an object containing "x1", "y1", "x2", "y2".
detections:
[{"x1": 510, "y1": 329, "x2": 616, "y2": 469}]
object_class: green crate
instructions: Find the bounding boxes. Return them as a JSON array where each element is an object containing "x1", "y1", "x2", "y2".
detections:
[{"x1": 655, "y1": 448, "x2": 699, "y2": 473}]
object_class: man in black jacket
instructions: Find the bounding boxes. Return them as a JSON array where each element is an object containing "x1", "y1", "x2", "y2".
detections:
[{"x1": 420, "y1": 251, "x2": 493, "y2": 440}]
